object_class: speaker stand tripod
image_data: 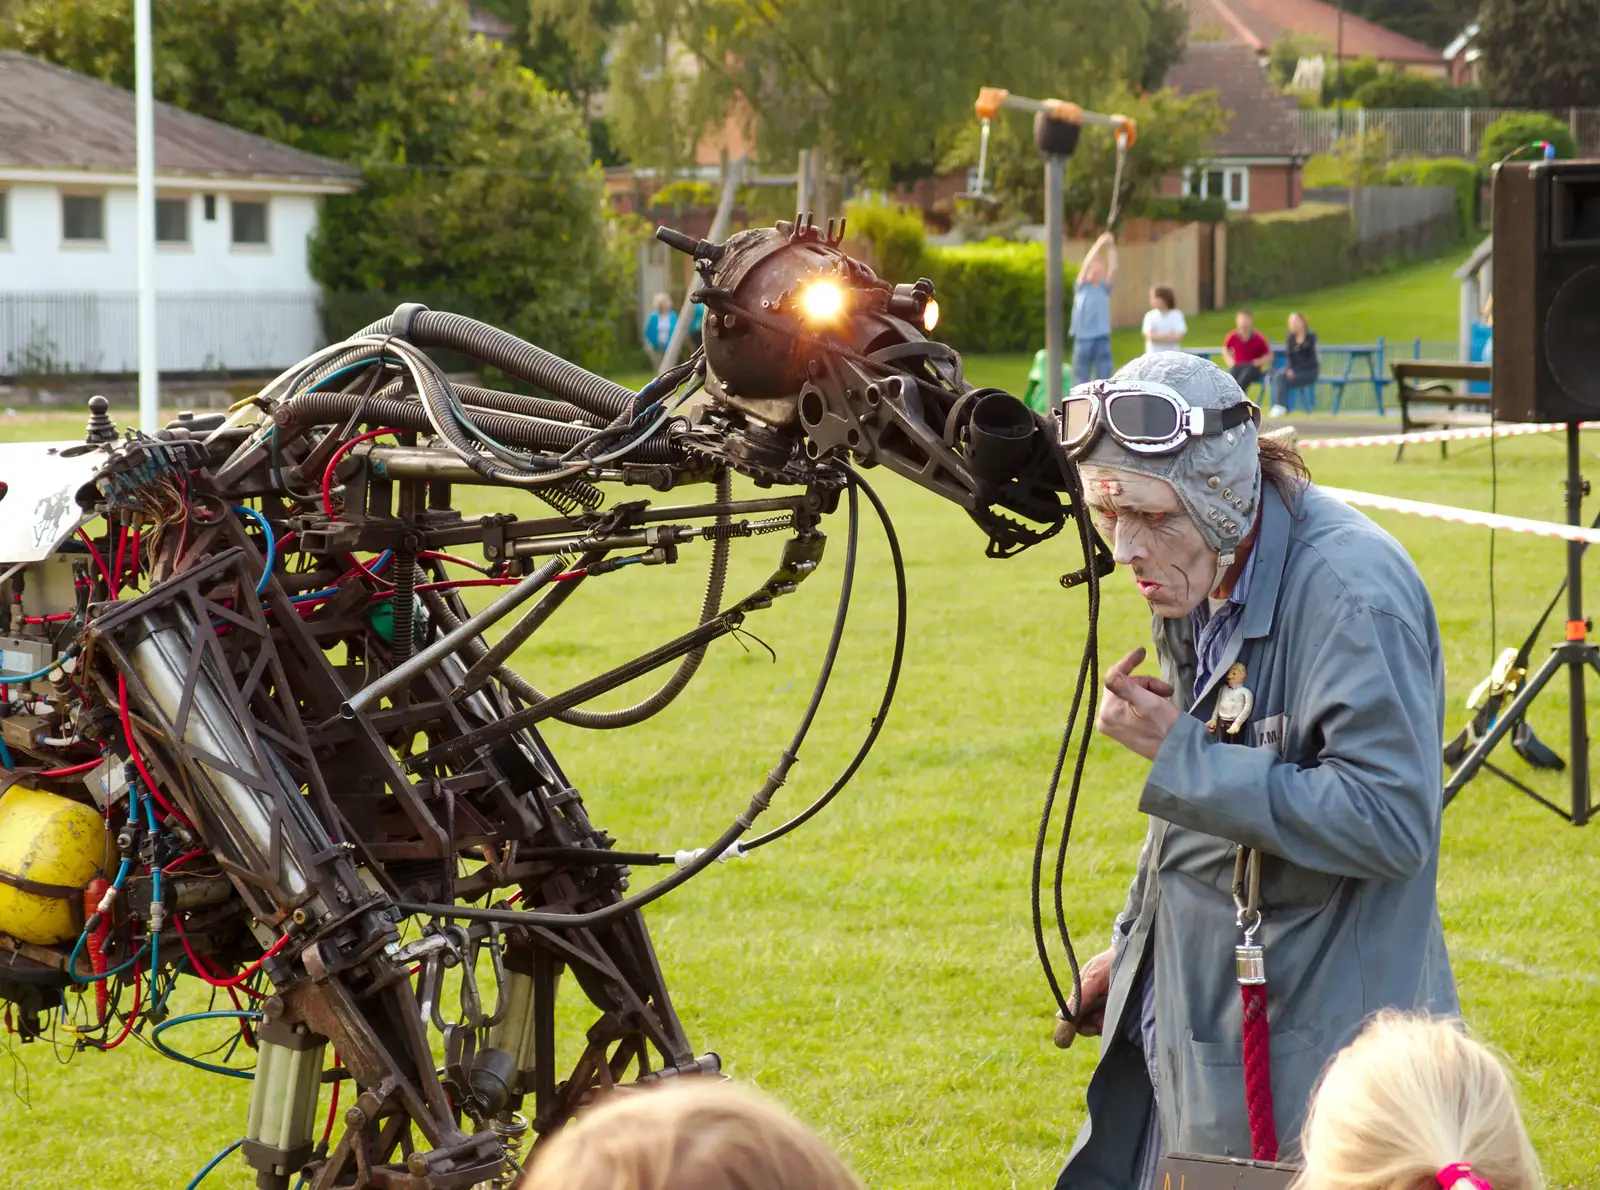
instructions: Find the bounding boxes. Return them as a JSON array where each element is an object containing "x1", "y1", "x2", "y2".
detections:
[{"x1": 1444, "y1": 423, "x2": 1595, "y2": 825}]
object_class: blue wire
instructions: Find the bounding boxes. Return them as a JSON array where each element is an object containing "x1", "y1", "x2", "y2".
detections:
[
  {"x1": 305, "y1": 356, "x2": 403, "y2": 395},
  {"x1": 183, "y1": 1138, "x2": 245, "y2": 1190},
  {"x1": 0, "y1": 736, "x2": 13, "y2": 769},
  {"x1": 231, "y1": 505, "x2": 276, "y2": 596},
  {"x1": 0, "y1": 660, "x2": 57, "y2": 683},
  {"x1": 152, "y1": 1009, "x2": 263, "y2": 1080}
]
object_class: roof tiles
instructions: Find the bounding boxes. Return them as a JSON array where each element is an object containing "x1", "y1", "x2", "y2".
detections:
[{"x1": 0, "y1": 52, "x2": 359, "y2": 184}]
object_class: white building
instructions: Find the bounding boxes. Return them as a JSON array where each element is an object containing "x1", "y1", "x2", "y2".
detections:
[{"x1": 0, "y1": 51, "x2": 359, "y2": 376}]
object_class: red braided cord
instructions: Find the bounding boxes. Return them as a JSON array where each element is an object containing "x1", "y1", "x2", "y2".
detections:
[{"x1": 1240, "y1": 981, "x2": 1278, "y2": 1161}]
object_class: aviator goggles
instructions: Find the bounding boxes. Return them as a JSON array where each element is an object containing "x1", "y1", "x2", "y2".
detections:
[{"x1": 1056, "y1": 379, "x2": 1260, "y2": 460}]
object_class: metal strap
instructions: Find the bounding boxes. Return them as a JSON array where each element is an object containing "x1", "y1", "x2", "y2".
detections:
[{"x1": 0, "y1": 867, "x2": 85, "y2": 902}]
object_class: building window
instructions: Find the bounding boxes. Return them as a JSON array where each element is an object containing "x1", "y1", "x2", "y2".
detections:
[
  {"x1": 203, "y1": 194, "x2": 217, "y2": 221},
  {"x1": 62, "y1": 194, "x2": 106, "y2": 242},
  {"x1": 231, "y1": 199, "x2": 268, "y2": 246},
  {"x1": 156, "y1": 197, "x2": 189, "y2": 244},
  {"x1": 1183, "y1": 166, "x2": 1251, "y2": 212}
]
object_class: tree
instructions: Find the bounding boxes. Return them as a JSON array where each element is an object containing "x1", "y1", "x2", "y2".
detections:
[
  {"x1": 3, "y1": 0, "x2": 620, "y2": 362},
  {"x1": 1479, "y1": 0, "x2": 1600, "y2": 107},
  {"x1": 1138, "y1": 0, "x2": 1190, "y2": 92},
  {"x1": 550, "y1": 0, "x2": 1155, "y2": 181}
]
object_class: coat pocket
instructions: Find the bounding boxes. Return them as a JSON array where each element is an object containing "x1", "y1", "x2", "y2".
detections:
[{"x1": 1178, "y1": 1029, "x2": 1326, "y2": 1161}]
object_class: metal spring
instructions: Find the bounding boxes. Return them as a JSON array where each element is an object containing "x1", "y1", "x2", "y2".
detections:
[
  {"x1": 489, "y1": 1112, "x2": 531, "y2": 1190},
  {"x1": 533, "y1": 479, "x2": 605, "y2": 517},
  {"x1": 701, "y1": 515, "x2": 793, "y2": 542}
]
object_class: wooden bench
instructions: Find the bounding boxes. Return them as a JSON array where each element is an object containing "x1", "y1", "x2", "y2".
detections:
[{"x1": 1393, "y1": 360, "x2": 1493, "y2": 459}]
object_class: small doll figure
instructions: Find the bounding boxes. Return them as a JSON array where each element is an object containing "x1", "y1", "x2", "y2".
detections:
[{"x1": 1207, "y1": 662, "x2": 1253, "y2": 737}]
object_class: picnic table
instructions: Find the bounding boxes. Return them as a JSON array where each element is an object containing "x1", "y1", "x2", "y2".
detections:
[{"x1": 1187, "y1": 340, "x2": 1392, "y2": 414}]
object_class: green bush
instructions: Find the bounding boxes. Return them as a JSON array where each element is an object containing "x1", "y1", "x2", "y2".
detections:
[
  {"x1": 1322, "y1": 55, "x2": 1380, "y2": 106},
  {"x1": 1226, "y1": 205, "x2": 1357, "y2": 302},
  {"x1": 842, "y1": 200, "x2": 928, "y2": 284},
  {"x1": 1386, "y1": 156, "x2": 1480, "y2": 236},
  {"x1": 1478, "y1": 112, "x2": 1577, "y2": 173},
  {"x1": 920, "y1": 239, "x2": 1075, "y2": 354},
  {"x1": 1354, "y1": 71, "x2": 1461, "y2": 108}
]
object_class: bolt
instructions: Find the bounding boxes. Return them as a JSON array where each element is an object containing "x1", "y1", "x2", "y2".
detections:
[{"x1": 346, "y1": 1105, "x2": 367, "y2": 1128}]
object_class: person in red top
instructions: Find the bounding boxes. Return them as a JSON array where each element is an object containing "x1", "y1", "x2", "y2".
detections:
[{"x1": 1222, "y1": 309, "x2": 1273, "y2": 396}]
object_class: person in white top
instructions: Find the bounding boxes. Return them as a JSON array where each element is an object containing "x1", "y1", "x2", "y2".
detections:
[{"x1": 1141, "y1": 285, "x2": 1187, "y2": 355}]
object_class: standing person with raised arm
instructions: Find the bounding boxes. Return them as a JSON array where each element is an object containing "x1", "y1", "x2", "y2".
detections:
[{"x1": 1072, "y1": 231, "x2": 1118, "y2": 382}]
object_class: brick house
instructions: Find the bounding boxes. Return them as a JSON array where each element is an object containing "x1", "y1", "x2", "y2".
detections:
[
  {"x1": 1186, "y1": 0, "x2": 1445, "y2": 71},
  {"x1": 1165, "y1": 42, "x2": 1306, "y2": 215}
]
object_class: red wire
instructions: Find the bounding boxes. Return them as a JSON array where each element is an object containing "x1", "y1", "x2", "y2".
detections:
[
  {"x1": 322, "y1": 428, "x2": 399, "y2": 517},
  {"x1": 117, "y1": 672, "x2": 193, "y2": 827},
  {"x1": 112, "y1": 524, "x2": 128, "y2": 595},
  {"x1": 359, "y1": 572, "x2": 588, "y2": 604},
  {"x1": 227, "y1": 986, "x2": 258, "y2": 1047},
  {"x1": 321, "y1": 1051, "x2": 342, "y2": 1147},
  {"x1": 37, "y1": 758, "x2": 102, "y2": 777},
  {"x1": 100, "y1": 964, "x2": 142, "y2": 1050},
  {"x1": 75, "y1": 527, "x2": 115, "y2": 595},
  {"x1": 162, "y1": 847, "x2": 205, "y2": 874},
  {"x1": 174, "y1": 926, "x2": 290, "y2": 989},
  {"x1": 417, "y1": 550, "x2": 491, "y2": 574}
]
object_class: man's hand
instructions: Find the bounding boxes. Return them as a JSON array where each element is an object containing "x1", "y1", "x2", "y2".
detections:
[
  {"x1": 1054, "y1": 946, "x2": 1114, "y2": 1048},
  {"x1": 1097, "y1": 647, "x2": 1179, "y2": 761}
]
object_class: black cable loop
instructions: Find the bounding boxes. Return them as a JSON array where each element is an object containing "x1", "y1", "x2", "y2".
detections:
[
  {"x1": 1032, "y1": 457, "x2": 1101, "y2": 1020},
  {"x1": 394, "y1": 477, "x2": 862, "y2": 930}
]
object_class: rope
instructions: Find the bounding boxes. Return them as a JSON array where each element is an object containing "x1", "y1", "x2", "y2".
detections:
[
  {"x1": 1240, "y1": 982, "x2": 1278, "y2": 1161},
  {"x1": 1106, "y1": 132, "x2": 1130, "y2": 230}
]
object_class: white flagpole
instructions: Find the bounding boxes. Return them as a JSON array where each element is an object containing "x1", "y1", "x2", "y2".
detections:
[{"x1": 135, "y1": 0, "x2": 158, "y2": 431}]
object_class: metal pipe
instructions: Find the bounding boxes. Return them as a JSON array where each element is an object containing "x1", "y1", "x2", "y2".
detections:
[
  {"x1": 1566, "y1": 422, "x2": 1591, "y2": 825},
  {"x1": 340, "y1": 556, "x2": 566, "y2": 719},
  {"x1": 1045, "y1": 154, "x2": 1066, "y2": 414},
  {"x1": 134, "y1": 0, "x2": 158, "y2": 431}
]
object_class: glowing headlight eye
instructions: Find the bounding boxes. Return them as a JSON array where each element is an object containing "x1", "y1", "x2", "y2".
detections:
[
  {"x1": 799, "y1": 280, "x2": 845, "y2": 322},
  {"x1": 923, "y1": 299, "x2": 940, "y2": 332}
]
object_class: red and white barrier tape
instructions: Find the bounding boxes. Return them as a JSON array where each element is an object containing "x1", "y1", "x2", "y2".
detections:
[
  {"x1": 1319, "y1": 486, "x2": 1600, "y2": 545},
  {"x1": 1296, "y1": 421, "x2": 1598, "y2": 450}
]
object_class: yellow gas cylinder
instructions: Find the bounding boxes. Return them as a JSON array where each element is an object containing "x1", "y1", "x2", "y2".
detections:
[{"x1": 0, "y1": 782, "x2": 112, "y2": 945}]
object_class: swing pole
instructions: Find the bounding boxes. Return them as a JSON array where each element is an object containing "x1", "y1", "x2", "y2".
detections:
[{"x1": 973, "y1": 89, "x2": 1137, "y2": 413}]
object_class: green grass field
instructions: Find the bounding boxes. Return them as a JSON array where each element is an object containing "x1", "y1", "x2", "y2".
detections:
[{"x1": 1, "y1": 250, "x2": 1593, "y2": 1189}]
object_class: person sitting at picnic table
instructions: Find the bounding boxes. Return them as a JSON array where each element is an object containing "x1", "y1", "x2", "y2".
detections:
[
  {"x1": 1141, "y1": 285, "x2": 1186, "y2": 356},
  {"x1": 1270, "y1": 311, "x2": 1320, "y2": 416},
  {"x1": 1223, "y1": 309, "x2": 1272, "y2": 397},
  {"x1": 1071, "y1": 232, "x2": 1117, "y2": 382}
]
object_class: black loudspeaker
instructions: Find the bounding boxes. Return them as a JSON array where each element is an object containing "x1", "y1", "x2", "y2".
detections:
[{"x1": 1491, "y1": 160, "x2": 1600, "y2": 423}]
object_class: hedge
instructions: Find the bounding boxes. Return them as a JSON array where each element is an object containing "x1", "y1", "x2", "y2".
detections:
[
  {"x1": 843, "y1": 200, "x2": 927, "y2": 284},
  {"x1": 1478, "y1": 112, "x2": 1577, "y2": 174},
  {"x1": 1225, "y1": 204, "x2": 1358, "y2": 303},
  {"x1": 921, "y1": 240, "x2": 1077, "y2": 355},
  {"x1": 1385, "y1": 156, "x2": 1479, "y2": 237}
]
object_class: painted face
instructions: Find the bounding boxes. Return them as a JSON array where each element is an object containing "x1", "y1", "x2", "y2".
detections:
[{"x1": 1080, "y1": 464, "x2": 1218, "y2": 618}]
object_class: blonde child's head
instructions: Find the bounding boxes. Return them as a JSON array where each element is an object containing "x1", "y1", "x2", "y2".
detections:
[
  {"x1": 520, "y1": 1078, "x2": 864, "y2": 1190},
  {"x1": 1294, "y1": 1012, "x2": 1541, "y2": 1190}
]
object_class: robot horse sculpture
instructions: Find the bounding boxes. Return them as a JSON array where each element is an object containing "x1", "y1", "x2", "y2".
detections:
[{"x1": 0, "y1": 218, "x2": 1100, "y2": 1189}]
